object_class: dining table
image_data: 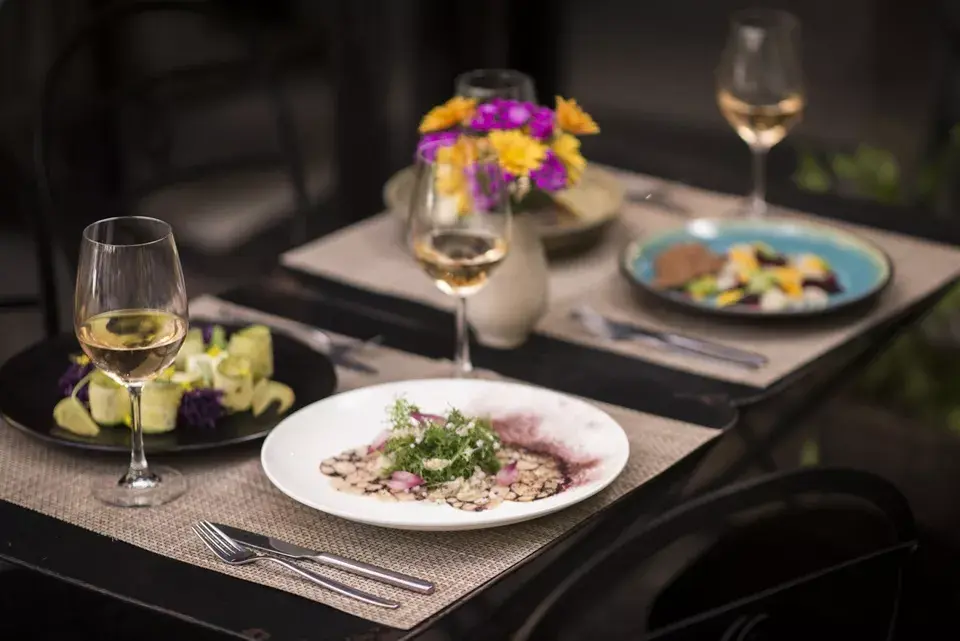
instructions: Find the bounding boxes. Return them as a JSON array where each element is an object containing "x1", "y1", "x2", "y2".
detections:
[{"x1": 3, "y1": 162, "x2": 960, "y2": 641}]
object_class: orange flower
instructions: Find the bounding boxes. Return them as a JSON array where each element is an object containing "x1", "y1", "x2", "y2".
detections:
[
  {"x1": 419, "y1": 97, "x2": 477, "y2": 133},
  {"x1": 555, "y1": 96, "x2": 599, "y2": 135}
]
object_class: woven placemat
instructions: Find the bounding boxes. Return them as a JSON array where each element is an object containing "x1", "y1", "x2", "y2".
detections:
[
  {"x1": 281, "y1": 166, "x2": 960, "y2": 387},
  {"x1": 0, "y1": 301, "x2": 716, "y2": 630}
]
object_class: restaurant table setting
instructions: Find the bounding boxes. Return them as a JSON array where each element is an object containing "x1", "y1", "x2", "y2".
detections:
[
  {"x1": 4, "y1": 11, "x2": 960, "y2": 637},
  {"x1": 285, "y1": 167, "x2": 960, "y2": 388},
  {"x1": 0, "y1": 294, "x2": 717, "y2": 628}
]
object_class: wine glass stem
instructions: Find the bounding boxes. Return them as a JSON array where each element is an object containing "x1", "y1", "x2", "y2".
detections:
[
  {"x1": 455, "y1": 296, "x2": 473, "y2": 376},
  {"x1": 750, "y1": 146, "x2": 768, "y2": 217},
  {"x1": 127, "y1": 384, "x2": 150, "y2": 478}
]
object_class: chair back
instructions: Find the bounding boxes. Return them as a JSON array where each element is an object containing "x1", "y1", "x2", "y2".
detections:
[
  {"x1": 34, "y1": 0, "x2": 310, "y2": 268},
  {"x1": 515, "y1": 467, "x2": 916, "y2": 641}
]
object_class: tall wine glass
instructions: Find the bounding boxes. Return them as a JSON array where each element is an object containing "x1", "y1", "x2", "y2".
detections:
[
  {"x1": 717, "y1": 10, "x2": 804, "y2": 217},
  {"x1": 455, "y1": 69, "x2": 536, "y2": 102},
  {"x1": 75, "y1": 216, "x2": 189, "y2": 507},
  {"x1": 408, "y1": 142, "x2": 512, "y2": 376}
]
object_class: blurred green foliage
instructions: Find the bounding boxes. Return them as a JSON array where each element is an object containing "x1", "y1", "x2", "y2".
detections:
[
  {"x1": 793, "y1": 124, "x2": 960, "y2": 208},
  {"x1": 856, "y1": 282, "x2": 960, "y2": 434}
]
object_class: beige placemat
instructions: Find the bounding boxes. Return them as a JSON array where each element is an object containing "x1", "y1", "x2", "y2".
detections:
[
  {"x1": 0, "y1": 302, "x2": 716, "y2": 630},
  {"x1": 281, "y1": 166, "x2": 960, "y2": 387}
]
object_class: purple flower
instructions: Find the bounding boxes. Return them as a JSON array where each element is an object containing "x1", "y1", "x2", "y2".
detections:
[
  {"x1": 528, "y1": 106, "x2": 555, "y2": 140},
  {"x1": 469, "y1": 99, "x2": 532, "y2": 131},
  {"x1": 200, "y1": 324, "x2": 213, "y2": 344},
  {"x1": 466, "y1": 162, "x2": 508, "y2": 212},
  {"x1": 416, "y1": 131, "x2": 459, "y2": 161},
  {"x1": 469, "y1": 102, "x2": 501, "y2": 131},
  {"x1": 530, "y1": 150, "x2": 568, "y2": 192},
  {"x1": 178, "y1": 388, "x2": 226, "y2": 429},
  {"x1": 58, "y1": 361, "x2": 93, "y2": 402}
]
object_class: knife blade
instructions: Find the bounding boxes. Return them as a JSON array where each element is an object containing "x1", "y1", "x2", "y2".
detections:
[{"x1": 212, "y1": 523, "x2": 435, "y2": 594}]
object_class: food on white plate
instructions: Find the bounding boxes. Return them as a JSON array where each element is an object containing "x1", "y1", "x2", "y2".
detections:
[
  {"x1": 320, "y1": 399, "x2": 577, "y2": 512},
  {"x1": 53, "y1": 323, "x2": 294, "y2": 437}
]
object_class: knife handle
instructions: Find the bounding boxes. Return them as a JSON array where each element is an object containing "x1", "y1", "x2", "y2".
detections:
[{"x1": 315, "y1": 552, "x2": 436, "y2": 594}]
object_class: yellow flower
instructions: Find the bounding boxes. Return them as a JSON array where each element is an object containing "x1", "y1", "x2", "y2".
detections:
[
  {"x1": 418, "y1": 97, "x2": 477, "y2": 133},
  {"x1": 552, "y1": 133, "x2": 586, "y2": 184},
  {"x1": 435, "y1": 136, "x2": 477, "y2": 168},
  {"x1": 433, "y1": 139, "x2": 473, "y2": 214},
  {"x1": 555, "y1": 96, "x2": 599, "y2": 135},
  {"x1": 488, "y1": 130, "x2": 546, "y2": 177}
]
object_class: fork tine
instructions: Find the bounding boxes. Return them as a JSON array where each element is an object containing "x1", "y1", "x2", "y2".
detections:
[
  {"x1": 193, "y1": 523, "x2": 228, "y2": 559},
  {"x1": 201, "y1": 521, "x2": 245, "y2": 555},
  {"x1": 195, "y1": 522, "x2": 235, "y2": 558}
]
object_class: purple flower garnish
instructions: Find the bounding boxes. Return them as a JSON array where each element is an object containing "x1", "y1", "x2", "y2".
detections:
[
  {"x1": 58, "y1": 361, "x2": 93, "y2": 402},
  {"x1": 200, "y1": 324, "x2": 214, "y2": 344},
  {"x1": 178, "y1": 388, "x2": 226, "y2": 429},
  {"x1": 527, "y1": 106, "x2": 555, "y2": 141},
  {"x1": 416, "y1": 131, "x2": 460, "y2": 162},
  {"x1": 530, "y1": 150, "x2": 568, "y2": 192},
  {"x1": 469, "y1": 99, "x2": 532, "y2": 132},
  {"x1": 466, "y1": 162, "x2": 508, "y2": 211}
]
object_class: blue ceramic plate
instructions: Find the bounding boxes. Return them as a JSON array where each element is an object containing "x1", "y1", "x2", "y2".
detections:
[{"x1": 621, "y1": 218, "x2": 893, "y2": 318}]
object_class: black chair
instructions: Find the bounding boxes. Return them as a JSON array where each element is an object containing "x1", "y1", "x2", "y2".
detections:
[
  {"x1": 514, "y1": 467, "x2": 916, "y2": 641},
  {"x1": 34, "y1": 0, "x2": 320, "y2": 332}
]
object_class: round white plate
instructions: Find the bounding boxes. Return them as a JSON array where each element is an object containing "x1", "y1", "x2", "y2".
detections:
[{"x1": 261, "y1": 379, "x2": 630, "y2": 531}]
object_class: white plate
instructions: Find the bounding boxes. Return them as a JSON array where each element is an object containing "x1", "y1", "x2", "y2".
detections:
[{"x1": 261, "y1": 379, "x2": 630, "y2": 531}]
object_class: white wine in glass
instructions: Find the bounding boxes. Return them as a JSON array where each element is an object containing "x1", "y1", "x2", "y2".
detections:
[
  {"x1": 717, "y1": 10, "x2": 804, "y2": 217},
  {"x1": 409, "y1": 141, "x2": 511, "y2": 376},
  {"x1": 75, "y1": 216, "x2": 189, "y2": 507},
  {"x1": 413, "y1": 229, "x2": 508, "y2": 297}
]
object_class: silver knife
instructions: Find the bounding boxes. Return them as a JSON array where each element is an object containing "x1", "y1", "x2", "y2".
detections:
[
  {"x1": 212, "y1": 523, "x2": 435, "y2": 594},
  {"x1": 572, "y1": 305, "x2": 768, "y2": 370}
]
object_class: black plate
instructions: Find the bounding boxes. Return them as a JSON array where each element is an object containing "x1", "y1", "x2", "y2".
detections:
[{"x1": 0, "y1": 325, "x2": 337, "y2": 454}]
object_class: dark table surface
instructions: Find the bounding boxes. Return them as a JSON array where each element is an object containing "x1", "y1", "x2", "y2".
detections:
[{"x1": 3, "y1": 257, "x2": 960, "y2": 640}]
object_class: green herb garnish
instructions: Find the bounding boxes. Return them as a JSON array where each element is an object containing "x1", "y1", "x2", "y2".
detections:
[{"x1": 382, "y1": 398, "x2": 501, "y2": 486}]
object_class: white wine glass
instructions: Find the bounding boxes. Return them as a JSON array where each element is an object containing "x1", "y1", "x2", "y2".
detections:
[
  {"x1": 717, "y1": 9, "x2": 804, "y2": 217},
  {"x1": 75, "y1": 216, "x2": 189, "y2": 507},
  {"x1": 409, "y1": 140, "x2": 512, "y2": 377}
]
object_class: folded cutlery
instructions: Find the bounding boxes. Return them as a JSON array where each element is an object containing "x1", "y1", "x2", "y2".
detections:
[
  {"x1": 572, "y1": 305, "x2": 767, "y2": 370},
  {"x1": 193, "y1": 521, "x2": 399, "y2": 609},
  {"x1": 212, "y1": 522, "x2": 435, "y2": 594}
]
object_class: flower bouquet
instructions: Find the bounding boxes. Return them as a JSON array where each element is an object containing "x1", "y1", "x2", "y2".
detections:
[{"x1": 416, "y1": 95, "x2": 600, "y2": 215}]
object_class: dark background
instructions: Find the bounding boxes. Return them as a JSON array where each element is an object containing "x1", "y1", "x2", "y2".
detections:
[
  {"x1": 1, "y1": 1, "x2": 959, "y2": 639},
  {"x1": 1, "y1": 0, "x2": 956, "y2": 359}
]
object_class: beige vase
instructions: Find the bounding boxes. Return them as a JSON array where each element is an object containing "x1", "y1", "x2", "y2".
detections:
[{"x1": 467, "y1": 214, "x2": 549, "y2": 349}]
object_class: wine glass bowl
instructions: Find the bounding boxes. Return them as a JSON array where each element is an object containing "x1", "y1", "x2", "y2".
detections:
[
  {"x1": 75, "y1": 216, "x2": 189, "y2": 507},
  {"x1": 455, "y1": 69, "x2": 536, "y2": 102},
  {"x1": 408, "y1": 142, "x2": 512, "y2": 376},
  {"x1": 716, "y1": 10, "x2": 804, "y2": 217}
]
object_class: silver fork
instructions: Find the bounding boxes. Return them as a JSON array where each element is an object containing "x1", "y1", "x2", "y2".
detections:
[{"x1": 192, "y1": 521, "x2": 400, "y2": 609}]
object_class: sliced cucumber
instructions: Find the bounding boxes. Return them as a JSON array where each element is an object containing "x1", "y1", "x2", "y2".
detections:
[
  {"x1": 213, "y1": 355, "x2": 255, "y2": 412},
  {"x1": 53, "y1": 396, "x2": 100, "y2": 437},
  {"x1": 88, "y1": 370, "x2": 129, "y2": 426},
  {"x1": 227, "y1": 325, "x2": 274, "y2": 380},
  {"x1": 252, "y1": 379, "x2": 296, "y2": 417},
  {"x1": 140, "y1": 381, "x2": 184, "y2": 433},
  {"x1": 175, "y1": 328, "x2": 205, "y2": 371}
]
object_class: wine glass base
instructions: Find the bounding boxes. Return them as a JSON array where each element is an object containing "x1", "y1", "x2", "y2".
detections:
[
  {"x1": 726, "y1": 200, "x2": 774, "y2": 220},
  {"x1": 92, "y1": 465, "x2": 186, "y2": 507}
]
